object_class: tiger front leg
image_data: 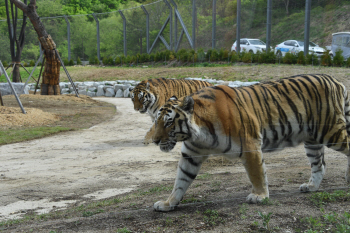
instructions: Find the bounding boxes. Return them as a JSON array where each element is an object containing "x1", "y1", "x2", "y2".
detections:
[
  {"x1": 143, "y1": 123, "x2": 155, "y2": 145},
  {"x1": 241, "y1": 150, "x2": 269, "y2": 204},
  {"x1": 154, "y1": 152, "x2": 206, "y2": 211}
]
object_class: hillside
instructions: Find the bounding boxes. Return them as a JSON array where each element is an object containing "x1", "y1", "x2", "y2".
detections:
[{"x1": 0, "y1": 0, "x2": 349, "y2": 62}]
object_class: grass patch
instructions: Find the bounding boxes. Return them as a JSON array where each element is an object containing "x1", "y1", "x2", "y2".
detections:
[
  {"x1": 0, "y1": 126, "x2": 72, "y2": 145},
  {"x1": 308, "y1": 190, "x2": 350, "y2": 207},
  {"x1": 302, "y1": 211, "x2": 350, "y2": 232}
]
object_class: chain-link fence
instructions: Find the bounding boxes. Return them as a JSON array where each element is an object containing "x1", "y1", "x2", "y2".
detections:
[{"x1": 0, "y1": 0, "x2": 349, "y2": 63}]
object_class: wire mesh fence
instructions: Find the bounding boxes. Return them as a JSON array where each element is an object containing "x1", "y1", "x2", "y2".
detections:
[{"x1": 0, "y1": 0, "x2": 350, "y2": 64}]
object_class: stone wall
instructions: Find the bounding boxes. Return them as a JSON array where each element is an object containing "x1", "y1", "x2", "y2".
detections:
[{"x1": 25, "y1": 78, "x2": 259, "y2": 98}]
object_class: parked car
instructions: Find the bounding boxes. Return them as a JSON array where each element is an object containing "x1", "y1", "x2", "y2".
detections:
[
  {"x1": 330, "y1": 32, "x2": 350, "y2": 59},
  {"x1": 275, "y1": 40, "x2": 325, "y2": 57},
  {"x1": 231, "y1": 38, "x2": 268, "y2": 54}
]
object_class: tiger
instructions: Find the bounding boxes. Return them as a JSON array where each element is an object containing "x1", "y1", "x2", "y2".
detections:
[
  {"x1": 151, "y1": 74, "x2": 350, "y2": 212},
  {"x1": 129, "y1": 78, "x2": 213, "y2": 144}
]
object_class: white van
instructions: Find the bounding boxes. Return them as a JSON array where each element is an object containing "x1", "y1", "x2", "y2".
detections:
[{"x1": 331, "y1": 32, "x2": 350, "y2": 58}]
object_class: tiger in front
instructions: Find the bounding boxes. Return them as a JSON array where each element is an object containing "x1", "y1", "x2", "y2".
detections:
[
  {"x1": 129, "y1": 78, "x2": 212, "y2": 144},
  {"x1": 151, "y1": 74, "x2": 350, "y2": 212}
]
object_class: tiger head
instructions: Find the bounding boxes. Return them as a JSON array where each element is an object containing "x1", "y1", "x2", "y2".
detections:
[
  {"x1": 152, "y1": 96, "x2": 196, "y2": 152},
  {"x1": 129, "y1": 82, "x2": 156, "y2": 114}
]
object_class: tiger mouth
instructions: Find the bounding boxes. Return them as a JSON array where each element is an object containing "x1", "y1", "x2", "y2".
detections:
[
  {"x1": 159, "y1": 141, "x2": 176, "y2": 152},
  {"x1": 139, "y1": 109, "x2": 147, "y2": 113}
]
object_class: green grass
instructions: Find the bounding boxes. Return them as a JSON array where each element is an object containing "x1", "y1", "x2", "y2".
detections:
[
  {"x1": 308, "y1": 190, "x2": 350, "y2": 207},
  {"x1": 0, "y1": 126, "x2": 72, "y2": 145}
]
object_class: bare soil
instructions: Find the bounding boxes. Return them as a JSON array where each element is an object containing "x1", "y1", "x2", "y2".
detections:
[{"x1": 1, "y1": 65, "x2": 350, "y2": 232}]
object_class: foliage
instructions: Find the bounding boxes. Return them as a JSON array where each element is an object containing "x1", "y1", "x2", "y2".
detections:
[
  {"x1": 77, "y1": 57, "x2": 82, "y2": 65},
  {"x1": 296, "y1": 51, "x2": 306, "y2": 65},
  {"x1": 306, "y1": 53, "x2": 320, "y2": 65},
  {"x1": 333, "y1": 49, "x2": 345, "y2": 67},
  {"x1": 258, "y1": 211, "x2": 272, "y2": 231},
  {"x1": 320, "y1": 50, "x2": 333, "y2": 66},
  {"x1": 283, "y1": 52, "x2": 297, "y2": 64},
  {"x1": 241, "y1": 52, "x2": 252, "y2": 63}
]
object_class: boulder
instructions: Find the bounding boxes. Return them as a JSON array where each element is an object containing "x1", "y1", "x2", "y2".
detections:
[{"x1": 115, "y1": 89, "x2": 124, "y2": 97}]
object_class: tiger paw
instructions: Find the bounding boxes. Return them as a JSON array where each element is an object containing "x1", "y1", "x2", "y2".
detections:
[
  {"x1": 143, "y1": 137, "x2": 152, "y2": 145},
  {"x1": 299, "y1": 183, "x2": 318, "y2": 192},
  {"x1": 153, "y1": 201, "x2": 176, "y2": 212},
  {"x1": 246, "y1": 193, "x2": 267, "y2": 204}
]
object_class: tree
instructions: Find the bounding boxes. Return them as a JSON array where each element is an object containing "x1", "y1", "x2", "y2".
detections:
[
  {"x1": 5, "y1": 0, "x2": 27, "y2": 82},
  {"x1": 10, "y1": 0, "x2": 61, "y2": 95},
  {"x1": 281, "y1": 0, "x2": 290, "y2": 15}
]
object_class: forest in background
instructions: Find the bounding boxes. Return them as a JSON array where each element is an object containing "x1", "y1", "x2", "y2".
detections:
[{"x1": 0, "y1": 0, "x2": 349, "y2": 63}]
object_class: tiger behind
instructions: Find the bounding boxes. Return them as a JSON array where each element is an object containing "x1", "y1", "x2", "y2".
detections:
[
  {"x1": 129, "y1": 78, "x2": 213, "y2": 144},
  {"x1": 151, "y1": 74, "x2": 350, "y2": 211}
]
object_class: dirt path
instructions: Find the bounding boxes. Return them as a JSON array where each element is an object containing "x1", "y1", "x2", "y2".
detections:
[{"x1": 0, "y1": 98, "x2": 182, "y2": 220}]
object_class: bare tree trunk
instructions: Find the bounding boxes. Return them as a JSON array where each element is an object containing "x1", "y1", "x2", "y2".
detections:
[
  {"x1": 282, "y1": 0, "x2": 289, "y2": 15},
  {"x1": 10, "y1": 0, "x2": 60, "y2": 95},
  {"x1": 5, "y1": 0, "x2": 27, "y2": 82}
]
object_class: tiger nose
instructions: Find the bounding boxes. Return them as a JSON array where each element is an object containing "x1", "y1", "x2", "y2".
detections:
[
  {"x1": 134, "y1": 108, "x2": 139, "y2": 111},
  {"x1": 153, "y1": 139, "x2": 160, "y2": 145}
]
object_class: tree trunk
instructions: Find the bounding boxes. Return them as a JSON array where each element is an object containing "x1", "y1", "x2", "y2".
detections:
[{"x1": 10, "y1": 0, "x2": 60, "y2": 95}]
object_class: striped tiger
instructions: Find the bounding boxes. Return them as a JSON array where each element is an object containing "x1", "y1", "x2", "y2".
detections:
[
  {"x1": 129, "y1": 78, "x2": 213, "y2": 144},
  {"x1": 151, "y1": 74, "x2": 350, "y2": 211}
]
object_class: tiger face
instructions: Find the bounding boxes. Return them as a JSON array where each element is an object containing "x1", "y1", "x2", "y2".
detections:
[
  {"x1": 129, "y1": 83, "x2": 155, "y2": 114},
  {"x1": 153, "y1": 96, "x2": 194, "y2": 152}
]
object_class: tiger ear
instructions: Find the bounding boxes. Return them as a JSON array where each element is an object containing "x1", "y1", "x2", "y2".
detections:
[
  {"x1": 129, "y1": 86, "x2": 134, "y2": 92},
  {"x1": 146, "y1": 82, "x2": 150, "y2": 91},
  {"x1": 180, "y1": 96, "x2": 194, "y2": 114},
  {"x1": 168, "y1": 96, "x2": 178, "y2": 101}
]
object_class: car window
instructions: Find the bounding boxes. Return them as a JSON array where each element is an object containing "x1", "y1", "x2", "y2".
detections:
[
  {"x1": 241, "y1": 40, "x2": 248, "y2": 45},
  {"x1": 309, "y1": 41, "x2": 317, "y2": 47},
  {"x1": 284, "y1": 41, "x2": 293, "y2": 46},
  {"x1": 249, "y1": 40, "x2": 265, "y2": 45}
]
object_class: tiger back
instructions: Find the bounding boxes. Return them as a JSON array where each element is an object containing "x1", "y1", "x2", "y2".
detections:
[
  {"x1": 151, "y1": 74, "x2": 350, "y2": 211},
  {"x1": 129, "y1": 78, "x2": 213, "y2": 144}
]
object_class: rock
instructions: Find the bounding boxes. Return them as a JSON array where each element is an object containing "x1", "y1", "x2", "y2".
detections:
[
  {"x1": 87, "y1": 91, "x2": 96, "y2": 97},
  {"x1": 96, "y1": 85, "x2": 105, "y2": 97},
  {"x1": 124, "y1": 89, "x2": 130, "y2": 97},
  {"x1": 0, "y1": 83, "x2": 30, "y2": 96},
  {"x1": 114, "y1": 84, "x2": 124, "y2": 92},
  {"x1": 105, "y1": 87, "x2": 115, "y2": 97},
  {"x1": 115, "y1": 89, "x2": 124, "y2": 97}
]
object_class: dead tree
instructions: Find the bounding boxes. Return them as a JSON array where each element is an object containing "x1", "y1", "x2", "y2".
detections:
[
  {"x1": 5, "y1": 0, "x2": 27, "y2": 82},
  {"x1": 10, "y1": 0, "x2": 60, "y2": 95}
]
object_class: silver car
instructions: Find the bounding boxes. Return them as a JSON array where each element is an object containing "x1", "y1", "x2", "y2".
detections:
[
  {"x1": 231, "y1": 38, "x2": 267, "y2": 54},
  {"x1": 275, "y1": 40, "x2": 325, "y2": 57}
]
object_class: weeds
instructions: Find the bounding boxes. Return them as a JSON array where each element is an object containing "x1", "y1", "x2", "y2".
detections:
[
  {"x1": 308, "y1": 190, "x2": 350, "y2": 207},
  {"x1": 202, "y1": 209, "x2": 224, "y2": 226},
  {"x1": 258, "y1": 211, "x2": 273, "y2": 231}
]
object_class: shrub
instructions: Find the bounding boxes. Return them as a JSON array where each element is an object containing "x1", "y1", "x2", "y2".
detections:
[
  {"x1": 63, "y1": 58, "x2": 69, "y2": 66},
  {"x1": 219, "y1": 48, "x2": 229, "y2": 61},
  {"x1": 177, "y1": 49, "x2": 189, "y2": 62},
  {"x1": 77, "y1": 57, "x2": 82, "y2": 65},
  {"x1": 206, "y1": 49, "x2": 212, "y2": 61},
  {"x1": 89, "y1": 56, "x2": 95, "y2": 65},
  {"x1": 306, "y1": 53, "x2": 319, "y2": 65},
  {"x1": 94, "y1": 56, "x2": 100, "y2": 65},
  {"x1": 102, "y1": 56, "x2": 108, "y2": 65},
  {"x1": 108, "y1": 56, "x2": 114, "y2": 65},
  {"x1": 283, "y1": 52, "x2": 297, "y2": 64},
  {"x1": 69, "y1": 59, "x2": 74, "y2": 66},
  {"x1": 296, "y1": 51, "x2": 306, "y2": 65},
  {"x1": 3, "y1": 61, "x2": 9, "y2": 67},
  {"x1": 210, "y1": 49, "x2": 219, "y2": 62},
  {"x1": 230, "y1": 51, "x2": 239, "y2": 63},
  {"x1": 115, "y1": 56, "x2": 121, "y2": 65},
  {"x1": 29, "y1": 60, "x2": 35, "y2": 67},
  {"x1": 320, "y1": 50, "x2": 332, "y2": 66},
  {"x1": 197, "y1": 48, "x2": 206, "y2": 62},
  {"x1": 149, "y1": 53, "x2": 155, "y2": 62},
  {"x1": 346, "y1": 57, "x2": 350, "y2": 67},
  {"x1": 333, "y1": 49, "x2": 344, "y2": 67},
  {"x1": 241, "y1": 52, "x2": 252, "y2": 63}
]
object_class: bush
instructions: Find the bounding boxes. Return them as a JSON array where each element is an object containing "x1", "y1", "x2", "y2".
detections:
[
  {"x1": 63, "y1": 58, "x2": 69, "y2": 66},
  {"x1": 197, "y1": 48, "x2": 206, "y2": 62},
  {"x1": 346, "y1": 57, "x2": 350, "y2": 67},
  {"x1": 241, "y1": 52, "x2": 252, "y2": 63},
  {"x1": 306, "y1": 53, "x2": 319, "y2": 65},
  {"x1": 3, "y1": 61, "x2": 9, "y2": 67},
  {"x1": 69, "y1": 59, "x2": 74, "y2": 66},
  {"x1": 333, "y1": 49, "x2": 344, "y2": 67},
  {"x1": 210, "y1": 49, "x2": 219, "y2": 62},
  {"x1": 206, "y1": 49, "x2": 212, "y2": 61},
  {"x1": 283, "y1": 52, "x2": 297, "y2": 64},
  {"x1": 94, "y1": 56, "x2": 100, "y2": 65},
  {"x1": 177, "y1": 49, "x2": 189, "y2": 62},
  {"x1": 77, "y1": 57, "x2": 82, "y2": 65},
  {"x1": 320, "y1": 50, "x2": 332, "y2": 66},
  {"x1": 296, "y1": 51, "x2": 306, "y2": 65},
  {"x1": 29, "y1": 60, "x2": 35, "y2": 67},
  {"x1": 89, "y1": 56, "x2": 95, "y2": 65},
  {"x1": 230, "y1": 51, "x2": 239, "y2": 63},
  {"x1": 219, "y1": 48, "x2": 229, "y2": 61}
]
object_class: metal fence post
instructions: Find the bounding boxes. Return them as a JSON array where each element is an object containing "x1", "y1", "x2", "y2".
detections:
[
  {"x1": 169, "y1": 0, "x2": 177, "y2": 49},
  {"x1": 63, "y1": 15, "x2": 71, "y2": 60},
  {"x1": 236, "y1": 0, "x2": 241, "y2": 54},
  {"x1": 304, "y1": 0, "x2": 311, "y2": 56},
  {"x1": 212, "y1": 0, "x2": 216, "y2": 49},
  {"x1": 192, "y1": 0, "x2": 196, "y2": 51},
  {"x1": 141, "y1": 5, "x2": 150, "y2": 54},
  {"x1": 119, "y1": 10, "x2": 127, "y2": 57},
  {"x1": 92, "y1": 13, "x2": 100, "y2": 62},
  {"x1": 163, "y1": 0, "x2": 173, "y2": 50},
  {"x1": 266, "y1": 0, "x2": 272, "y2": 53}
]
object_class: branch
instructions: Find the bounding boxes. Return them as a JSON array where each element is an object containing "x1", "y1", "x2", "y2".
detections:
[{"x1": 10, "y1": 0, "x2": 28, "y2": 13}]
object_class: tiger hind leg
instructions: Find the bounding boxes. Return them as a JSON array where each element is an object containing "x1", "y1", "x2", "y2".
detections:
[{"x1": 300, "y1": 143, "x2": 326, "y2": 192}]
